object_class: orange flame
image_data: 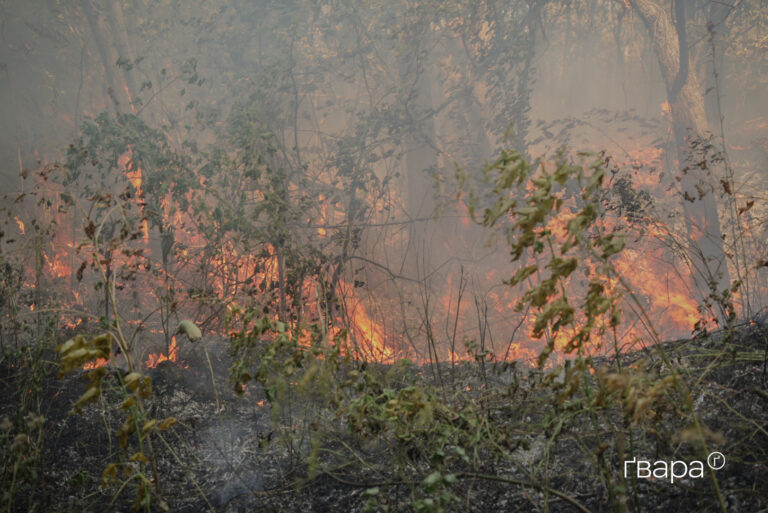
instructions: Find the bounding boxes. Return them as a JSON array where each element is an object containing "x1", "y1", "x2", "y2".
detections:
[
  {"x1": 614, "y1": 248, "x2": 699, "y2": 331},
  {"x1": 118, "y1": 150, "x2": 149, "y2": 243},
  {"x1": 337, "y1": 281, "x2": 395, "y2": 362},
  {"x1": 145, "y1": 336, "x2": 183, "y2": 368},
  {"x1": 83, "y1": 358, "x2": 110, "y2": 370},
  {"x1": 44, "y1": 252, "x2": 71, "y2": 279}
]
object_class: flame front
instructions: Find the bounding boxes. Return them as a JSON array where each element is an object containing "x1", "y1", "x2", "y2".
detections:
[
  {"x1": 337, "y1": 280, "x2": 395, "y2": 362},
  {"x1": 145, "y1": 336, "x2": 183, "y2": 369}
]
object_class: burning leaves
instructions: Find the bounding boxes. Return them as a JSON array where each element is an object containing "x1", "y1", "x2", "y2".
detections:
[{"x1": 82, "y1": 358, "x2": 110, "y2": 370}]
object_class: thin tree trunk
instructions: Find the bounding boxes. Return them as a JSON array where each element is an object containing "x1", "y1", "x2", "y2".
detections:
[
  {"x1": 402, "y1": 56, "x2": 438, "y2": 226},
  {"x1": 398, "y1": 32, "x2": 439, "y2": 278}
]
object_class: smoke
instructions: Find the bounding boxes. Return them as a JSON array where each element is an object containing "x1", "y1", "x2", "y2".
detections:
[{"x1": 0, "y1": 0, "x2": 766, "y2": 362}]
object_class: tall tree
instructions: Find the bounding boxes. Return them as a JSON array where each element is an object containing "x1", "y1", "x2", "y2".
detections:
[
  {"x1": 82, "y1": 0, "x2": 139, "y2": 115},
  {"x1": 627, "y1": 0, "x2": 731, "y2": 305}
]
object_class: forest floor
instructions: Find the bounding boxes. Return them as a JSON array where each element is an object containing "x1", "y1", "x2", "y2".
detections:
[{"x1": 1, "y1": 322, "x2": 767, "y2": 512}]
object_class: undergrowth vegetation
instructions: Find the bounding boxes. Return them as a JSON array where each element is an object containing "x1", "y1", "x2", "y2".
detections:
[
  {"x1": 2, "y1": 1, "x2": 768, "y2": 511},
  {"x1": 0, "y1": 107, "x2": 766, "y2": 512}
]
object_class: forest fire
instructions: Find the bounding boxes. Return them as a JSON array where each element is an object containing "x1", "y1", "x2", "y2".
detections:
[
  {"x1": 613, "y1": 248, "x2": 700, "y2": 330},
  {"x1": 82, "y1": 358, "x2": 110, "y2": 371},
  {"x1": 334, "y1": 280, "x2": 396, "y2": 362},
  {"x1": 145, "y1": 336, "x2": 185, "y2": 369},
  {"x1": 345, "y1": 294, "x2": 395, "y2": 362},
  {"x1": 34, "y1": 156, "x2": 734, "y2": 368},
  {"x1": 10, "y1": 97, "x2": 741, "y2": 370},
  {"x1": 3, "y1": 2, "x2": 767, "y2": 511},
  {"x1": 2, "y1": 0, "x2": 763, "y2": 373},
  {"x1": 79, "y1": 337, "x2": 187, "y2": 371},
  {"x1": 117, "y1": 150, "x2": 149, "y2": 243},
  {"x1": 25, "y1": 154, "x2": 743, "y2": 369}
]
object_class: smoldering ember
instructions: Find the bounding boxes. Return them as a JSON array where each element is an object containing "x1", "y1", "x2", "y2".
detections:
[{"x1": 0, "y1": 1, "x2": 766, "y2": 512}]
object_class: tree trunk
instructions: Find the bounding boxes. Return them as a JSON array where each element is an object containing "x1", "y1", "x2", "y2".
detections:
[
  {"x1": 82, "y1": 0, "x2": 137, "y2": 115},
  {"x1": 402, "y1": 60, "x2": 438, "y2": 225},
  {"x1": 398, "y1": 31, "x2": 440, "y2": 278},
  {"x1": 629, "y1": 0, "x2": 731, "y2": 305}
]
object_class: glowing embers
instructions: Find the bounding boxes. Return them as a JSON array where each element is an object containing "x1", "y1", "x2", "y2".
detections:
[{"x1": 62, "y1": 317, "x2": 84, "y2": 330}]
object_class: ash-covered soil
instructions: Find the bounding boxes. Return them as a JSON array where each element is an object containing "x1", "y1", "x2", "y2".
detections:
[{"x1": 1, "y1": 323, "x2": 767, "y2": 513}]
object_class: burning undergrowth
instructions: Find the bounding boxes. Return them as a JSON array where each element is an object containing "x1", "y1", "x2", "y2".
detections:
[
  {"x1": 2, "y1": 0, "x2": 768, "y2": 509},
  {"x1": 4, "y1": 104, "x2": 765, "y2": 374},
  {"x1": 1, "y1": 103, "x2": 766, "y2": 512}
]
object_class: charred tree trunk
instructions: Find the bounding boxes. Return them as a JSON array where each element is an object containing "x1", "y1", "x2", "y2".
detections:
[{"x1": 629, "y1": 0, "x2": 731, "y2": 310}]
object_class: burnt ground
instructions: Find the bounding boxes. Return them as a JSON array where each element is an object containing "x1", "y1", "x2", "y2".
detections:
[{"x1": 1, "y1": 323, "x2": 767, "y2": 513}]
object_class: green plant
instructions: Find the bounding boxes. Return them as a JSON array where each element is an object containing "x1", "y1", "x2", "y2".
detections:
[
  {"x1": 53, "y1": 200, "x2": 179, "y2": 512},
  {"x1": 457, "y1": 145, "x2": 735, "y2": 513}
]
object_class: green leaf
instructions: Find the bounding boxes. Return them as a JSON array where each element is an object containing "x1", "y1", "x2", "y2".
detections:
[{"x1": 423, "y1": 471, "x2": 442, "y2": 489}]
